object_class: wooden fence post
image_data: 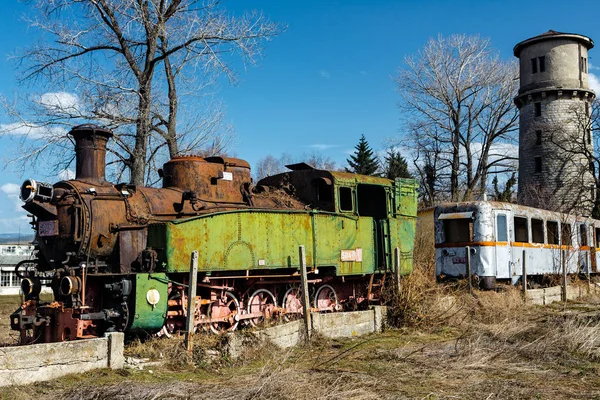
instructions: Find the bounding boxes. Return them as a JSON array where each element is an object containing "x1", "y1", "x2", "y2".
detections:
[
  {"x1": 299, "y1": 245, "x2": 312, "y2": 341},
  {"x1": 466, "y1": 246, "x2": 472, "y2": 295},
  {"x1": 394, "y1": 247, "x2": 401, "y2": 295},
  {"x1": 522, "y1": 249, "x2": 527, "y2": 303},
  {"x1": 185, "y1": 250, "x2": 199, "y2": 353}
]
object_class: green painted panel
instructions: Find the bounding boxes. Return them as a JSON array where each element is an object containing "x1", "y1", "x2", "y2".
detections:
[
  {"x1": 389, "y1": 218, "x2": 416, "y2": 275},
  {"x1": 129, "y1": 273, "x2": 168, "y2": 331},
  {"x1": 150, "y1": 210, "x2": 376, "y2": 276}
]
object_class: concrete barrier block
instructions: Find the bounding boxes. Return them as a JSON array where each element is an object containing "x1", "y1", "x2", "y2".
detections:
[
  {"x1": 106, "y1": 332, "x2": 124, "y2": 369},
  {"x1": 0, "y1": 337, "x2": 110, "y2": 387},
  {"x1": 312, "y1": 311, "x2": 375, "y2": 338},
  {"x1": 255, "y1": 320, "x2": 303, "y2": 348},
  {"x1": 565, "y1": 286, "x2": 579, "y2": 301},
  {"x1": 371, "y1": 306, "x2": 387, "y2": 332}
]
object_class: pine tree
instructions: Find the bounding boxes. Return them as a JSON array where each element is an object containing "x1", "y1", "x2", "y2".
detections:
[
  {"x1": 383, "y1": 149, "x2": 412, "y2": 179},
  {"x1": 346, "y1": 135, "x2": 379, "y2": 175},
  {"x1": 492, "y1": 173, "x2": 517, "y2": 202}
]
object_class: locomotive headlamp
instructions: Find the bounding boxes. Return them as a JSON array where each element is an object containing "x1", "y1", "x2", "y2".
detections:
[
  {"x1": 21, "y1": 277, "x2": 41, "y2": 297},
  {"x1": 20, "y1": 179, "x2": 54, "y2": 203},
  {"x1": 146, "y1": 289, "x2": 160, "y2": 308},
  {"x1": 60, "y1": 276, "x2": 82, "y2": 296}
]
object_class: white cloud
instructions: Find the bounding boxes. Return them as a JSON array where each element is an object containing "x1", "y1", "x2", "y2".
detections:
[
  {"x1": 1, "y1": 183, "x2": 20, "y2": 196},
  {"x1": 1, "y1": 182, "x2": 25, "y2": 213},
  {"x1": 37, "y1": 92, "x2": 81, "y2": 112},
  {"x1": 58, "y1": 169, "x2": 75, "y2": 180},
  {"x1": 305, "y1": 144, "x2": 339, "y2": 151},
  {"x1": 0, "y1": 122, "x2": 67, "y2": 139},
  {"x1": 319, "y1": 70, "x2": 331, "y2": 79},
  {"x1": 589, "y1": 72, "x2": 600, "y2": 94}
]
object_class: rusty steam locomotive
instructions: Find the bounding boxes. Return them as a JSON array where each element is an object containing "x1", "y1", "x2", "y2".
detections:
[{"x1": 10, "y1": 125, "x2": 417, "y2": 343}]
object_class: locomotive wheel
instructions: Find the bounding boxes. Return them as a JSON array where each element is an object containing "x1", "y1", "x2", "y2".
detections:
[
  {"x1": 282, "y1": 287, "x2": 303, "y2": 321},
  {"x1": 313, "y1": 284, "x2": 339, "y2": 312},
  {"x1": 208, "y1": 292, "x2": 240, "y2": 334},
  {"x1": 247, "y1": 288, "x2": 277, "y2": 327}
]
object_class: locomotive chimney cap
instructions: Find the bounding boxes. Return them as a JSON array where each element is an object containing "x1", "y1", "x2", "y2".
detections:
[{"x1": 68, "y1": 124, "x2": 114, "y2": 139}]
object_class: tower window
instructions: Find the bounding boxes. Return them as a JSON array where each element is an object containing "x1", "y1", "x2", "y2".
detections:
[
  {"x1": 536, "y1": 130, "x2": 542, "y2": 145},
  {"x1": 588, "y1": 129, "x2": 592, "y2": 145},
  {"x1": 581, "y1": 57, "x2": 588, "y2": 73},
  {"x1": 538, "y1": 56, "x2": 545, "y2": 72},
  {"x1": 534, "y1": 102, "x2": 541, "y2": 117},
  {"x1": 534, "y1": 156, "x2": 542, "y2": 173},
  {"x1": 531, "y1": 58, "x2": 538, "y2": 74}
]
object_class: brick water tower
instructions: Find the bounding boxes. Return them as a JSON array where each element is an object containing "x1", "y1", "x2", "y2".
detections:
[{"x1": 514, "y1": 30, "x2": 595, "y2": 214}]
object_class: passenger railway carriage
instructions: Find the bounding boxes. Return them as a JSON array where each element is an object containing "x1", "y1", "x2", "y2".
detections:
[{"x1": 432, "y1": 201, "x2": 599, "y2": 289}]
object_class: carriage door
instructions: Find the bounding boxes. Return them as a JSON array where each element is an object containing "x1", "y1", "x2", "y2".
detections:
[{"x1": 494, "y1": 211, "x2": 511, "y2": 278}]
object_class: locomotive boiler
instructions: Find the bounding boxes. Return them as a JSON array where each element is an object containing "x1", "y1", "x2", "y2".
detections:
[{"x1": 11, "y1": 125, "x2": 418, "y2": 343}]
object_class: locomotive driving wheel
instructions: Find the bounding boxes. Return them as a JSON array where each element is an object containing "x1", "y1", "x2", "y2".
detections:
[
  {"x1": 208, "y1": 291, "x2": 240, "y2": 334},
  {"x1": 313, "y1": 284, "x2": 340, "y2": 312},
  {"x1": 247, "y1": 288, "x2": 277, "y2": 327},
  {"x1": 282, "y1": 286, "x2": 304, "y2": 321}
]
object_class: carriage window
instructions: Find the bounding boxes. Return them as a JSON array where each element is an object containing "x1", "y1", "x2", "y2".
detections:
[
  {"x1": 443, "y1": 219, "x2": 473, "y2": 243},
  {"x1": 514, "y1": 216, "x2": 528, "y2": 243},
  {"x1": 496, "y1": 214, "x2": 508, "y2": 242},
  {"x1": 531, "y1": 219, "x2": 544, "y2": 243},
  {"x1": 579, "y1": 224, "x2": 588, "y2": 247},
  {"x1": 547, "y1": 221, "x2": 559, "y2": 245},
  {"x1": 339, "y1": 187, "x2": 353, "y2": 211},
  {"x1": 561, "y1": 224, "x2": 572, "y2": 245}
]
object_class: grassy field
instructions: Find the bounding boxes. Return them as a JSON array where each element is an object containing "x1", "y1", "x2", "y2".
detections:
[
  {"x1": 0, "y1": 295, "x2": 23, "y2": 345},
  {"x1": 2, "y1": 280, "x2": 600, "y2": 399}
]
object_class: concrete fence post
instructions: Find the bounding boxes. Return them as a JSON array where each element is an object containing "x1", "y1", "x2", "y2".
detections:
[
  {"x1": 299, "y1": 245, "x2": 312, "y2": 341},
  {"x1": 185, "y1": 250, "x2": 199, "y2": 352}
]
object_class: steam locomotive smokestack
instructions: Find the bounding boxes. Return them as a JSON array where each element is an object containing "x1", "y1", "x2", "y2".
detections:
[{"x1": 69, "y1": 125, "x2": 114, "y2": 183}]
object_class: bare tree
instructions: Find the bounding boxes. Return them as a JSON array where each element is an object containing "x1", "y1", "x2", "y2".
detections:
[
  {"x1": 532, "y1": 99, "x2": 598, "y2": 216},
  {"x1": 396, "y1": 34, "x2": 519, "y2": 204},
  {"x1": 3, "y1": 0, "x2": 282, "y2": 185},
  {"x1": 254, "y1": 155, "x2": 285, "y2": 181},
  {"x1": 253, "y1": 152, "x2": 337, "y2": 181}
]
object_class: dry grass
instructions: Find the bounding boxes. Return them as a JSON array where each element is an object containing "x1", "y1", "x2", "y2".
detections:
[{"x1": 3, "y1": 262, "x2": 600, "y2": 399}]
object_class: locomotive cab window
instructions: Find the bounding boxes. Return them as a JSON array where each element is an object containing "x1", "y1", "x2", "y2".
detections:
[
  {"x1": 338, "y1": 187, "x2": 354, "y2": 212},
  {"x1": 313, "y1": 178, "x2": 333, "y2": 209},
  {"x1": 547, "y1": 221, "x2": 559, "y2": 245},
  {"x1": 357, "y1": 184, "x2": 387, "y2": 218},
  {"x1": 514, "y1": 216, "x2": 528, "y2": 243},
  {"x1": 442, "y1": 218, "x2": 473, "y2": 243},
  {"x1": 531, "y1": 218, "x2": 544, "y2": 244}
]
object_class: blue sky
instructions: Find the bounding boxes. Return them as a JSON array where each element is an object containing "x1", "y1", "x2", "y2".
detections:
[{"x1": 0, "y1": 0, "x2": 599, "y2": 234}]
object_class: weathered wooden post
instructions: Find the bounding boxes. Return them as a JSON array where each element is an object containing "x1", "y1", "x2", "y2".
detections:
[
  {"x1": 185, "y1": 250, "x2": 199, "y2": 352},
  {"x1": 562, "y1": 249, "x2": 567, "y2": 302},
  {"x1": 394, "y1": 247, "x2": 401, "y2": 295},
  {"x1": 522, "y1": 249, "x2": 527, "y2": 303},
  {"x1": 466, "y1": 246, "x2": 472, "y2": 295},
  {"x1": 299, "y1": 245, "x2": 312, "y2": 341}
]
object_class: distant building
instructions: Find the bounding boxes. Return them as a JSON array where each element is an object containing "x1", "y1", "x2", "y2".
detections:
[
  {"x1": 0, "y1": 244, "x2": 35, "y2": 295},
  {"x1": 514, "y1": 30, "x2": 595, "y2": 214}
]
